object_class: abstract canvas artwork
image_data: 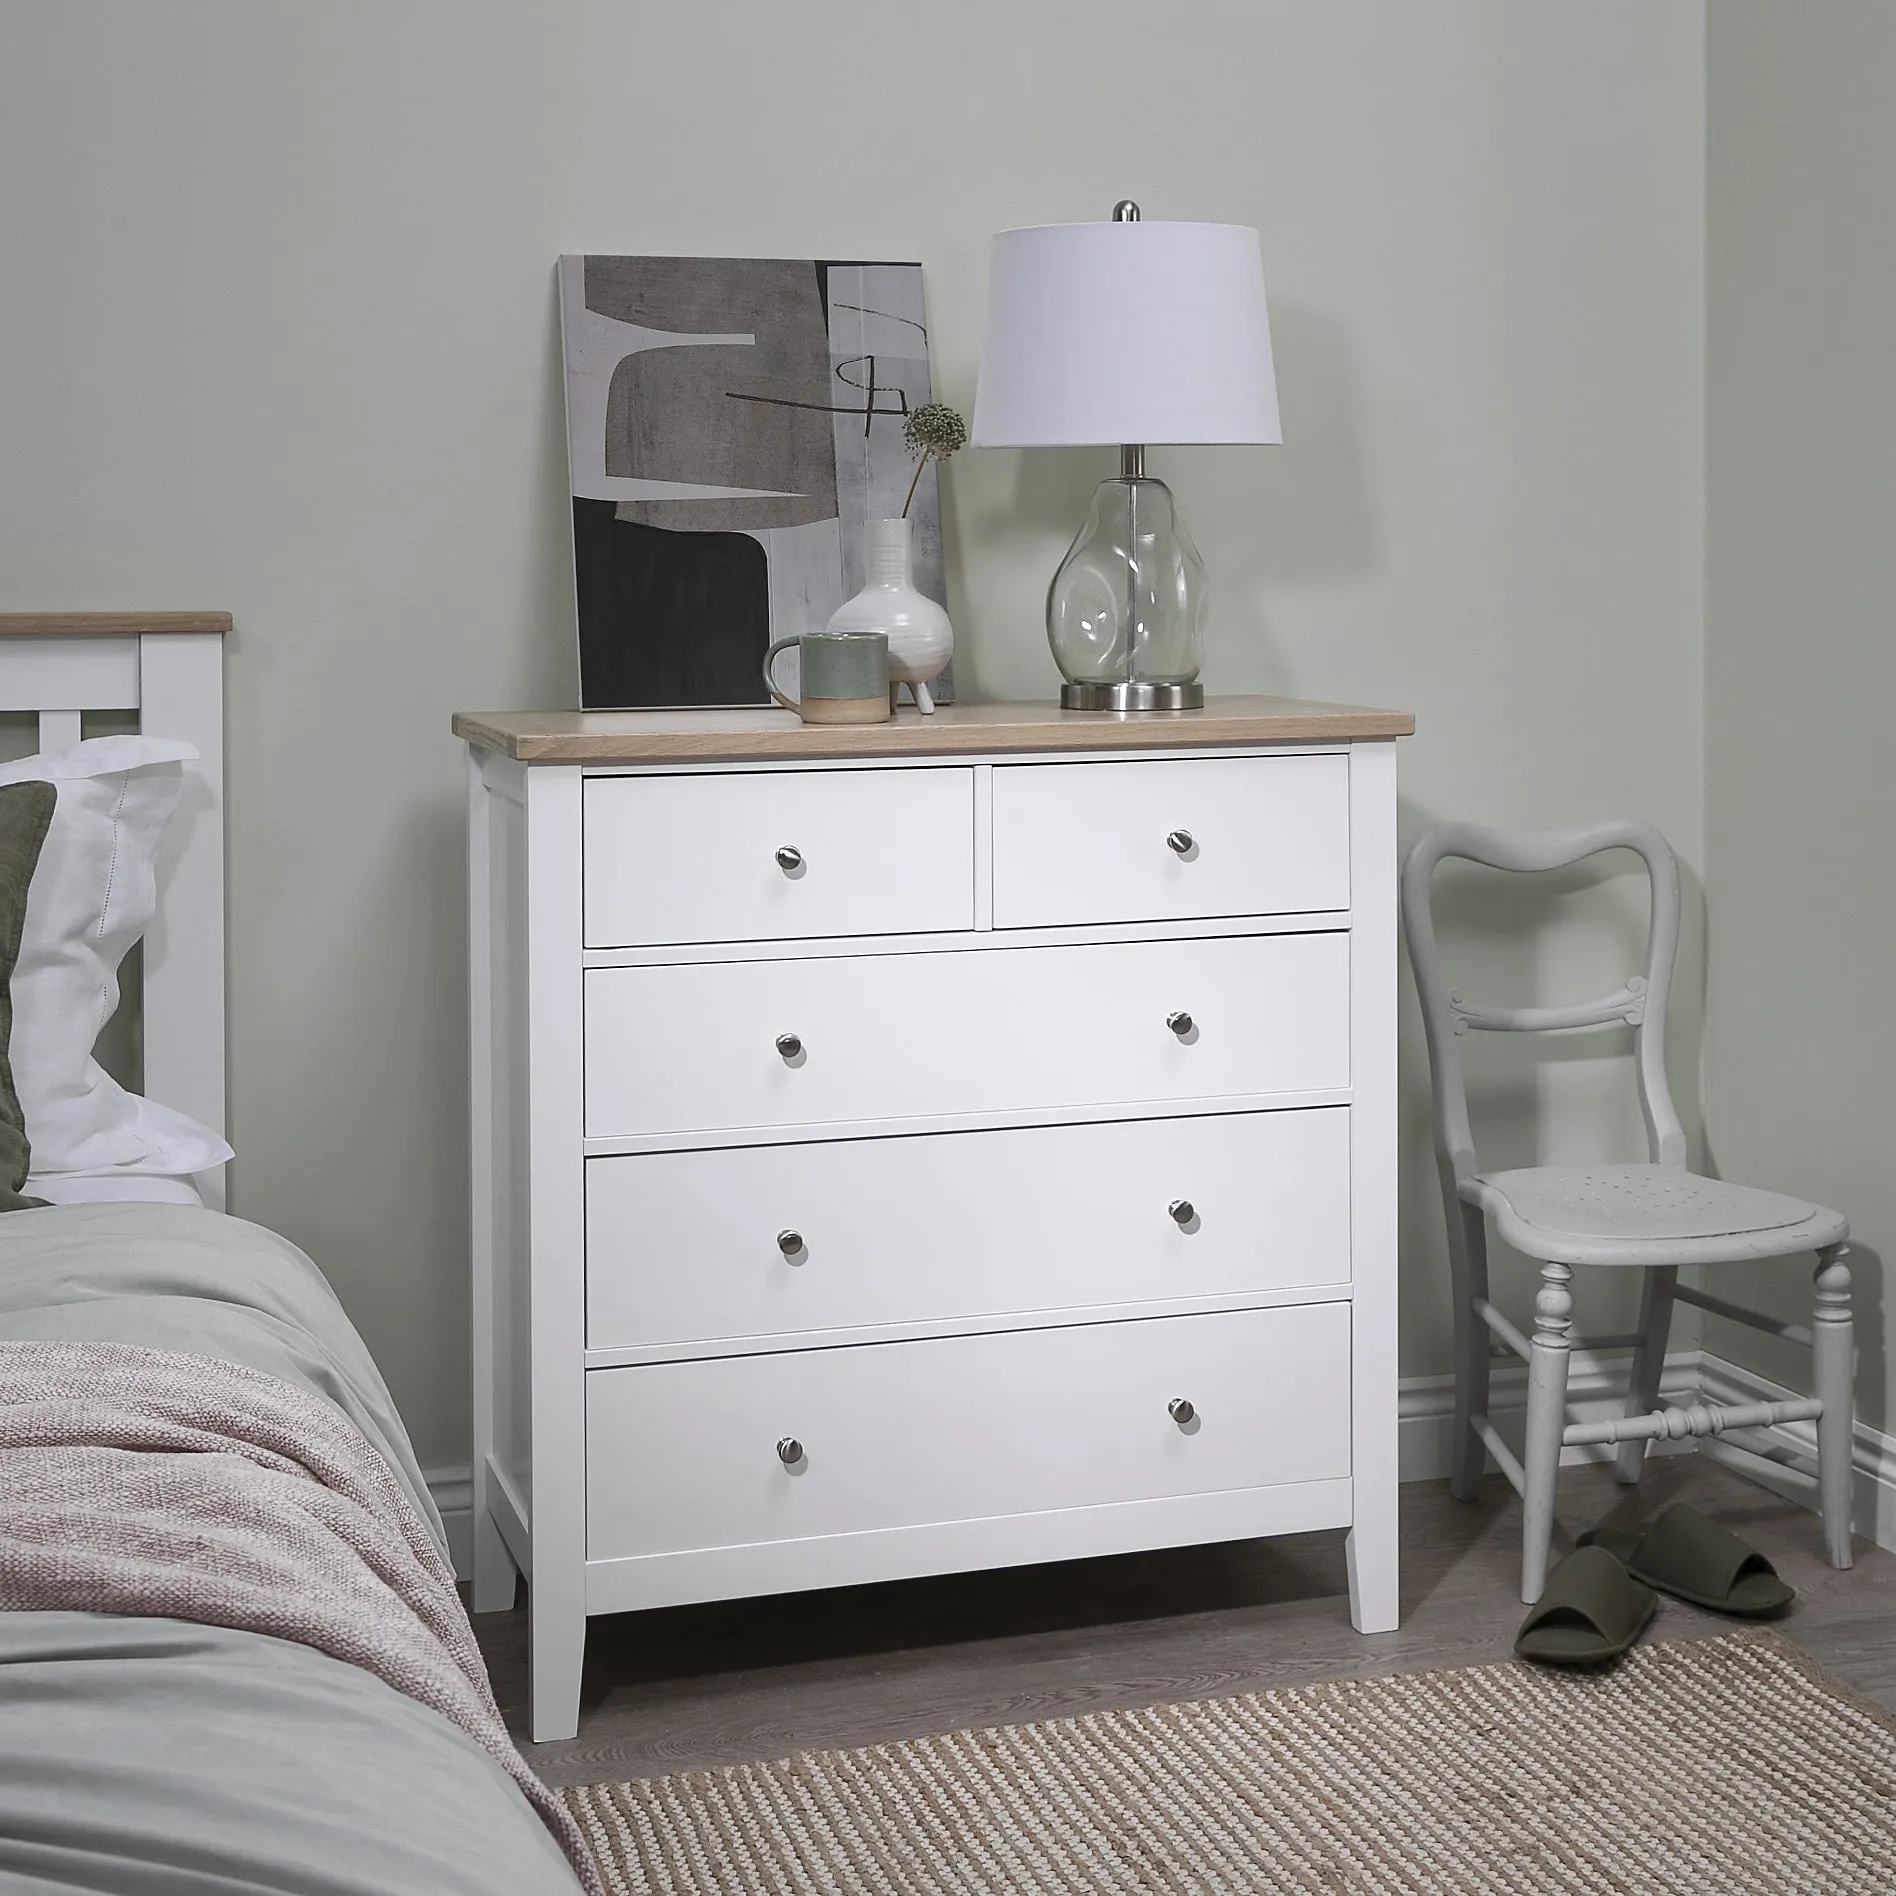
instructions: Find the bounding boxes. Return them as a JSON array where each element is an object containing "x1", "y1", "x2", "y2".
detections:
[{"x1": 558, "y1": 255, "x2": 953, "y2": 709}]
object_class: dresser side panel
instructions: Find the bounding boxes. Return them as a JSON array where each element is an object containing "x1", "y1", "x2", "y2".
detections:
[
  {"x1": 524, "y1": 764, "x2": 589, "y2": 1738},
  {"x1": 484, "y1": 781, "x2": 533, "y2": 1513},
  {"x1": 1345, "y1": 738, "x2": 1401, "y2": 1632}
]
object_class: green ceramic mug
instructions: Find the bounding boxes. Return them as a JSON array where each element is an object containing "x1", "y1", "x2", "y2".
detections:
[{"x1": 763, "y1": 629, "x2": 891, "y2": 725}]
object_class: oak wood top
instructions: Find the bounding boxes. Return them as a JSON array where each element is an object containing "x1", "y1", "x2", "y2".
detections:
[
  {"x1": 0, "y1": 612, "x2": 232, "y2": 637},
  {"x1": 454, "y1": 696, "x2": 1414, "y2": 764}
]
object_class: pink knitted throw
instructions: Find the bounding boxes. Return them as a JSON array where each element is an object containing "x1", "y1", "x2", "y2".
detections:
[{"x1": 0, "y1": 1339, "x2": 598, "y2": 1894}]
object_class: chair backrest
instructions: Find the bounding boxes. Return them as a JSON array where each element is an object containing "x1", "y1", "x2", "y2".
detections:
[{"x1": 1400, "y1": 818, "x2": 1685, "y2": 1190}]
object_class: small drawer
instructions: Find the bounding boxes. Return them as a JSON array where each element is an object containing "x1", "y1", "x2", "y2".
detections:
[
  {"x1": 586, "y1": 1303, "x2": 1352, "y2": 1560},
  {"x1": 586, "y1": 1109, "x2": 1351, "y2": 1349},
  {"x1": 991, "y1": 755, "x2": 1350, "y2": 929},
  {"x1": 582, "y1": 767, "x2": 975, "y2": 947},
  {"x1": 582, "y1": 930, "x2": 1349, "y2": 1138}
]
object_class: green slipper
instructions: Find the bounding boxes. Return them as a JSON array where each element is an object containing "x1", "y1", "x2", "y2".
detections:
[
  {"x1": 1579, "y1": 1502, "x2": 1794, "y2": 1618},
  {"x1": 1514, "y1": 1545, "x2": 1658, "y2": 1667}
]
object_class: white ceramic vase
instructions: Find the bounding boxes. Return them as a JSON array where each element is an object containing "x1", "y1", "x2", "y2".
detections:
[{"x1": 826, "y1": 516, "x2": 952, "y2": 713}]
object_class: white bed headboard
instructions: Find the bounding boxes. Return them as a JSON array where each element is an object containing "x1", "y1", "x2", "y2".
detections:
[{"x1": 0, "y1": 613, "x2": 228, "y2": 1208}]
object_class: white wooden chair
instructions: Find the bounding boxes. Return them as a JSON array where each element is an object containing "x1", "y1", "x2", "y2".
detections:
[{"x1": 1401, "y1": 819, "x2": 1853, "y2": 1603}]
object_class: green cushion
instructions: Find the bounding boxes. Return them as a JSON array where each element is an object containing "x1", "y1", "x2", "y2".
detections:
[{"x1": 0, "y1": 779, "x2": 56, "y2": 1209}]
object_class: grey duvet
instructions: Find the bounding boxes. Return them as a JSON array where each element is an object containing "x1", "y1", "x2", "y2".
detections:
[{"x1": 0, "y1": 1204, "x2": 586, "y2": 1896}]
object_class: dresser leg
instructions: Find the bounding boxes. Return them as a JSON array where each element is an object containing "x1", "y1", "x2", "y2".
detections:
[
  {"x1": 1345, "y1": 1513, "x2": 1400, "y2": 1634},
  {"x1": 470, "y1": 1504, "x2": 517, "y2": 1615},
  {"x1": 529, "y1": 1593, "x2": 586, "y2": 1743}
]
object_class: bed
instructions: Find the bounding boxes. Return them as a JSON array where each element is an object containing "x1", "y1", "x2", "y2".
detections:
[{"x1": 0, "y1": 616, "x2": 590, "y2": 1896}]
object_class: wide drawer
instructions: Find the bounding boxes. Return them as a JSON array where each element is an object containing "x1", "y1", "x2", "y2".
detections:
[
  {"x1": 991, "y1": 754, "x2": 1351, "y2": 929},
  {"x1": 583, "y1": 930, "x2": 1350, "y2": 1137},
  {"x1": 582, "y1": 767, "x2": 975, "y2": 947},
  {"x1": 586, "y1": 1108, "x2": 1351, "y2": 1349},
  {"x1": 585, "y1": 1303, "x2": 1352, "y2": 1560}
]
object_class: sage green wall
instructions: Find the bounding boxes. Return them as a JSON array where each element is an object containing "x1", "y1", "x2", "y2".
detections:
[
  {"x1": 1704, "y1": 4, "x2": 1896, "y2": 1430},
  {"x1": 0, "y1": 2, "x2": 1705, "y2": 1470}
]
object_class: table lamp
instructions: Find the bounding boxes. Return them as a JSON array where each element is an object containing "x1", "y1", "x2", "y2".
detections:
[{"x1": 971, "y1": 202, "x2": 1280, "y2": 710}]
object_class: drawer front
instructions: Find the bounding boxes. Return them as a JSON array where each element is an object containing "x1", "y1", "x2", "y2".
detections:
[
  {"x1": 583, "y1": 930, "x2": 1349, "y2": 1137},
  {"x1": 586, "y1": 1109, "x2": 1350, "y2": 1348},
  {"x1": 582, "y1": 768, "x2": 975, "y2": 948},
  {"x1": 991, "y1": 755, "x2": 1351, "y2": 929},
  {"x1": 586, "y1": 1303, "x2": 1352, "y2": 1560}
]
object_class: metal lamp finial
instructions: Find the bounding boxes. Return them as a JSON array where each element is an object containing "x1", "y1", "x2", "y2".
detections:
[{"x1": 1112, "y1": 199, "x2": 1141, "y2": 223}]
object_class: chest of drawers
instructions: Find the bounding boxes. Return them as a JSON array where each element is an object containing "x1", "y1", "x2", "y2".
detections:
[{"x1": 459, "y1": 696, "x2": 1412, "y2": 1742}]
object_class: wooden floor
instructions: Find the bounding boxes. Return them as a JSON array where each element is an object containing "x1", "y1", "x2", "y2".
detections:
[{"x1": 474, "y1": 1456, "x2": 1896, "y2": 1790}]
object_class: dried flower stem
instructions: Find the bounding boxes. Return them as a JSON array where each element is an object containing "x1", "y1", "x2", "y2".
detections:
[
  {"x1": 898, "y1": 402, "x2": 969, "y2": 519},
  {"x1": 901, "y1": 455, "x2": 929, "y2": 520}
]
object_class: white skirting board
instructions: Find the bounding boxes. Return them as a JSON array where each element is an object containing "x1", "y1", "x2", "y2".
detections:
[
  {"x1": 425, "y1": 1347, "x2": 1896, "y2": 1583},
  {"x1": 1395, "y1": 1346, "x2": 1707, "y2": 1485},
  {"x1": 1398, "y1": 1348, "x2": 1896, "y2": 1557},
  {"x1": 427, "y1": 1466, "x2": 474, "y2": 1581},
  {"x1": 1693, "y1": 1353, "x2": 1896, "y2": 1556}
]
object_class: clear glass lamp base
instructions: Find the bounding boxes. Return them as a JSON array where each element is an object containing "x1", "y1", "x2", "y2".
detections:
[{"x1": 1047, "y1": 474, "x2": 1209, "y2": 712}]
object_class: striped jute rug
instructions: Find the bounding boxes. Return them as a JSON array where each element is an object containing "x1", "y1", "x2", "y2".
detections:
[{"x1": 559, "y1": 1631, "x2": 1896, "y2": 1894}]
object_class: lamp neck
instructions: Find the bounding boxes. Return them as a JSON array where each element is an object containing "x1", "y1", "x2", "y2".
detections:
[{"x1": 1120, "y1": 444, "x2": 1146, "y2": 480}]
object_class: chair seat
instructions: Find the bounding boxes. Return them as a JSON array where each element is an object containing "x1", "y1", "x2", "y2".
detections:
[{"x1": 1464, "y1": 1164, "x2": 1849, "y2": 1266}]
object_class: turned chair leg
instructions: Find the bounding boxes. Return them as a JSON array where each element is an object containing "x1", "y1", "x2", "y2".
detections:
[
  {"x1": 1450, "y1": 1202, "x2": 1492, "y2": 1502},
  {"x1": 1520, "y1": 1260, "x2": 1574, "y2": 1604},
  {"x1": 1616, "y1": 1265, "x2": 1678, "y2": 1485},
  {"x1": 1814, "y1": 1244, "x2": 1855, "y2": 1570}
]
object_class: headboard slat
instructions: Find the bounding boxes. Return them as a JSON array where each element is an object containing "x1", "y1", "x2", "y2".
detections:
[
  {"x1": 138, "y1": 633, "x2": 227, "y2": 1209},
  {"x1": 37, "y1": 711, "x2": 82, "y2": 752},
  {"x1": 0, "y1": 639, "x2": 141, "y2": 712}
]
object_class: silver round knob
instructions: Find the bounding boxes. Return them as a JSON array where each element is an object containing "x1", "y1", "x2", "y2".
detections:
[
  {"x1": 1169, "y1": 1199, "x2": 1195, "y2": 1227},
  {"x1": 775, "y1": 844, "x2": 803, "y2": 873},
  {"x1": 1166, "y1": 1010, "x2": 1195, "y2": 1037},
  {"x1": 1169, "y1": 1398, "x2": 1196, "y2": 1426},
  {"x1": 777, "y1": 1229, "x2": 803, "y2": 1258},
  {"x1": 775, "y1": 1032, "x2": 803, "y2": 1060},
  {"x1": 1166, "y1": 829, "x2": 1195, "y2": 856},
  {"x1": 776, "y1": 1436, "x2": 803, "y2": 1466}
]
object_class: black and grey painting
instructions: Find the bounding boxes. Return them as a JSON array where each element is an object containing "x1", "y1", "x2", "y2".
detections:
[{"x1": 558, "y1": 255, "x2": 953, "y2": 708}]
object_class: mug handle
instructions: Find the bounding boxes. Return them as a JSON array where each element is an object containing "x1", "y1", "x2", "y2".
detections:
[{"x1": 762, "y1": 635, "x2": 801, "y2": 713}]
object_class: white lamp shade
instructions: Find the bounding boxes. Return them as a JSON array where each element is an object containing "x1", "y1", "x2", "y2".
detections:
[{"x1": 972, "y1": 220, "x2": 1280, "y2": 448}]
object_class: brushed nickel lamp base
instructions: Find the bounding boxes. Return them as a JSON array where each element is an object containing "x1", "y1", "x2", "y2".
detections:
[{"x1": 1060, "y1": 680, "x2": 1206, "y2": 712}]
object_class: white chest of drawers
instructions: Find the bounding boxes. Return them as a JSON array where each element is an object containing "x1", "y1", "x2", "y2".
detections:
[{"x1": 459, "y1": 696, "x2": 1412, "y2": 1742}]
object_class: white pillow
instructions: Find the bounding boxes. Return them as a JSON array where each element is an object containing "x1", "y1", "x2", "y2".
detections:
[
  {"x1": 0, "y1": 735, "x2": 233, "y2": 1182},
  {"x1": 26, "y1": 1170, "x2": 207, "y2": 1207}
]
